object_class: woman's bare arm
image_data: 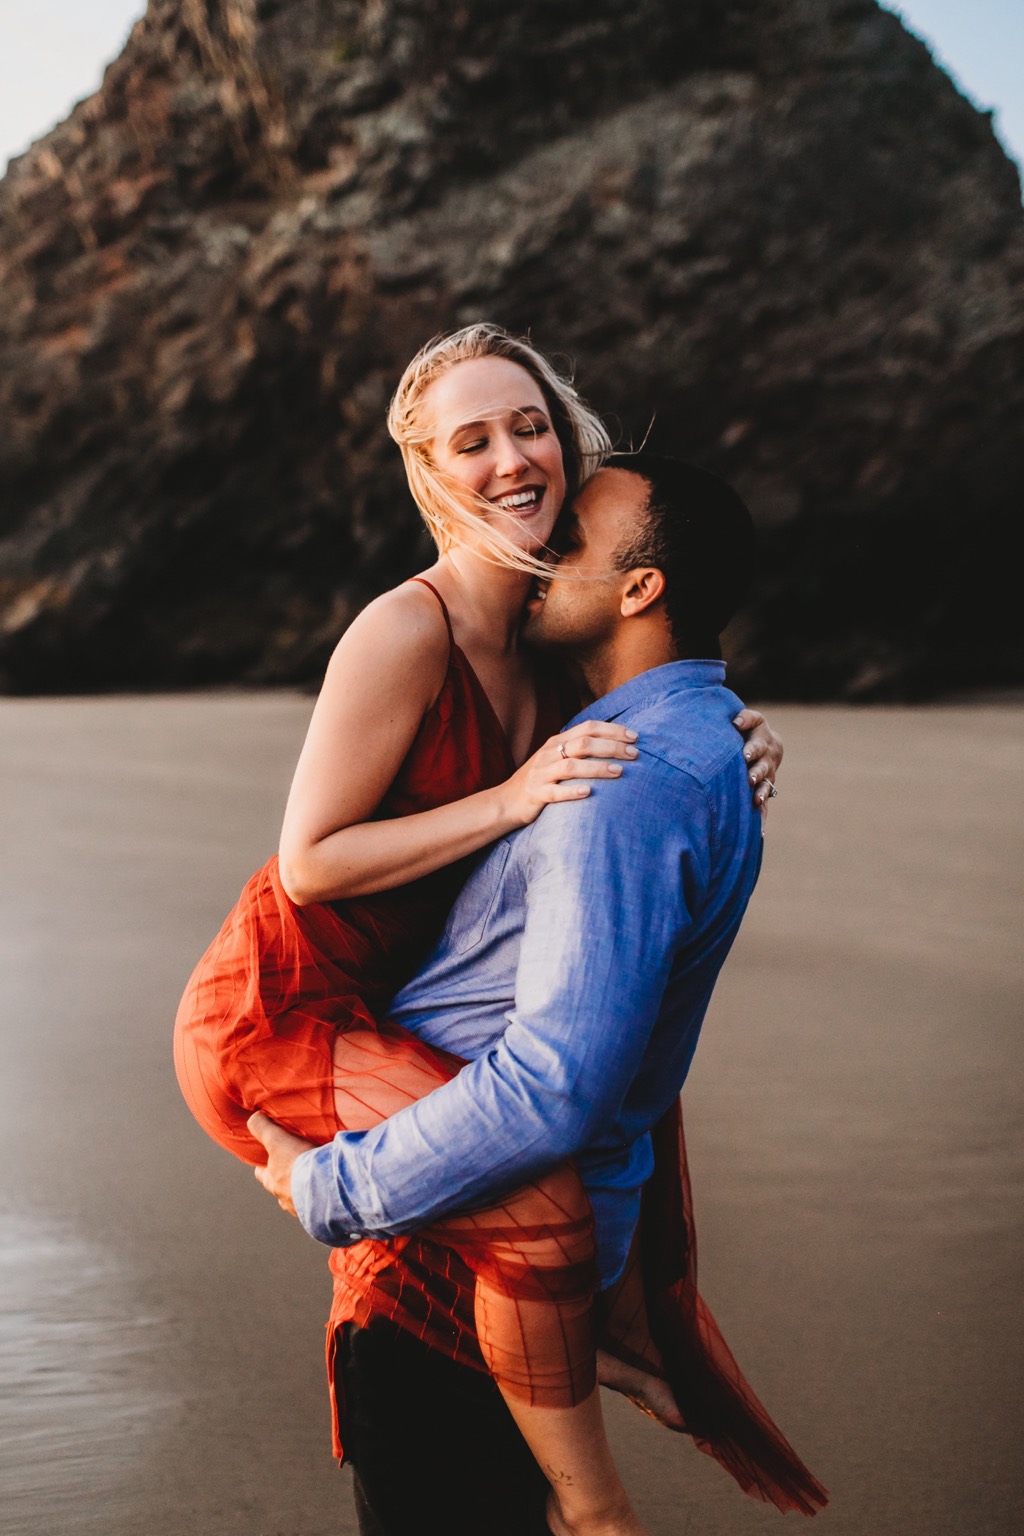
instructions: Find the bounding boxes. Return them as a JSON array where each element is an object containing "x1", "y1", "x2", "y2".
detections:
[{"x1": 278, "y1": 585, "x2": 638, "y2": 905}]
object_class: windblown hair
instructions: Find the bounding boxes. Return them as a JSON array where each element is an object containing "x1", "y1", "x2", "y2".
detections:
[
  {"x1": 387, "y1": 323, "x2": 611, "y2": 576},
  {"x1": 607, "y1": 452, "x2": 758, "y2": 658}
]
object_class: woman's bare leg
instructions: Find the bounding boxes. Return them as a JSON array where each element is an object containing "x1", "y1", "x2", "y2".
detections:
[
  {"x1": 331, "y1": 1033, "x2": 646, "y2": 1533},
  {"x1": 425, "y1": 1165, "x2": 645, "y2": 1535},
  {"x1": 513, "y1": 1391, "x2": 646, "y2": 1536}
]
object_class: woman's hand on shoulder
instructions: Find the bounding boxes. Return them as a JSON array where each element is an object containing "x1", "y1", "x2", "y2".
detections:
[
  {"x1": 732, "y1": 707, "x2": 783, "y2": 811},
  {"x1": 494, "y1": 721, "x2": 640, "y2": 830},
  {"x1": 278, "y1": 584, "x2": 450, "y2": 903}
]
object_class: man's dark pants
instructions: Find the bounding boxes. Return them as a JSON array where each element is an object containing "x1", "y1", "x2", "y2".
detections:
[{"x1": 338, "y1": 1320, "x2": 552, "y2": 1535}]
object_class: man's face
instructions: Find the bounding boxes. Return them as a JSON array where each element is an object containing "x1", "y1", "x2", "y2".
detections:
[{"x1": 522, "y1": 467, "x2": 649, "y2": 649}]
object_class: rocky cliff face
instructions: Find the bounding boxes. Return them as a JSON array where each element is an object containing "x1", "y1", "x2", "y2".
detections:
[{"x1": 1, "y1": 0, "x2": 1022, "y2": 697}]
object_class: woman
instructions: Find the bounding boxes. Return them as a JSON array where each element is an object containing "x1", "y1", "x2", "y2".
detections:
[{"x1": 175, "y1": 324, "x2": 805, "y2": 1535}]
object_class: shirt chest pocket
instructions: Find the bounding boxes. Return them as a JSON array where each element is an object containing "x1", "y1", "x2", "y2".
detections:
[{"x1": 441, "y1": 841, "x2": 512, "y2": 956}]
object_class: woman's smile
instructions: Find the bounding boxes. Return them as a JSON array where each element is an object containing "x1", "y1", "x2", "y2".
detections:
[
  {"x1": 490, "y1": 482, "x2": 550, "y2": 525},
  {"x1": 493, "y1": 485, "x2": 543, "y2": 512}
]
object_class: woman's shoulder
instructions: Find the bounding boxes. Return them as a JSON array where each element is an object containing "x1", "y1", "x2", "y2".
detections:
[{"x1": 325, "y1": 580, "x2": 451, "y2": 694}]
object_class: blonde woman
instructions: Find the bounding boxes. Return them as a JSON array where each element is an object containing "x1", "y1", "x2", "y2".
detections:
[{"x1": 175, "y1": 324, "x2": 787, "y2": 1535}]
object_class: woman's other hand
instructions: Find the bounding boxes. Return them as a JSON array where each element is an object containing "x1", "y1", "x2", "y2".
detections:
[
  {"x1": 732, "y1": 708, "x2": 783, "y2": 810},
  {"x1": 496, "y1": 721, "x2": 640, "y2": 827}
]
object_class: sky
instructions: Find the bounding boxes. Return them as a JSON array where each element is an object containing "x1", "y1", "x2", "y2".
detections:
[{"x1": 0, "y1": 1, "x2": 1021, "y2": 178}]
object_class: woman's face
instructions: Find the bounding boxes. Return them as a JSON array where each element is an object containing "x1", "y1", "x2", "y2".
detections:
[{"x1": 423, "y1": 356, "x2": 567, "y2": 553}]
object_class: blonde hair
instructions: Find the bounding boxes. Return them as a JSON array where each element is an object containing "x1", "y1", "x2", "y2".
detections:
[{"x1": 387, "y1": 323, "x2": 612, "y2": 576}]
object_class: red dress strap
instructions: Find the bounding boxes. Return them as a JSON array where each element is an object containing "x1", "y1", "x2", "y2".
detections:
[{"x1": 407, "y1": 577, "x2": 455, "y2": 651}]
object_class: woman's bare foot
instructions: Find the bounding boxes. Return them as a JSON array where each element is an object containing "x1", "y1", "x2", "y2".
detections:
[
  {"x1": 546, "y1": 1488, "x2": 650, "y2": 1536},
  {"x1": 596, "y1": 1347, "x2": 686, "y2": 1431}
]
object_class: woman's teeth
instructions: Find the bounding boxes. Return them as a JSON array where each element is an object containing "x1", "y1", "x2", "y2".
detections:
[{"x1": 497, "y1": 489, "x2": 540, "y2": 510}]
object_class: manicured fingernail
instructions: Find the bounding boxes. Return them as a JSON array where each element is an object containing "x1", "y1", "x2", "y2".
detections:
[
  {"x1": 609, "y1": 764, "x2": 623, "y2": 775},
  {"x1": 626, "y1": 746, "x2": 638, "y2": 757},
  {"x1": 626, "y1": 730, "x2": 638, "y2": 740},
  {"x1": 743, "y1": 748, "x2": 753, "y2": 761},
  {"x1": 733, "y1": 715, "x2": 744, "y2": 725}
]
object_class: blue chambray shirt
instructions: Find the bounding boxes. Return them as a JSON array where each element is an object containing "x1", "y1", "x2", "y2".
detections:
[{"x1": 292, "y1": 660, "x2": 763, "y2": 1287}]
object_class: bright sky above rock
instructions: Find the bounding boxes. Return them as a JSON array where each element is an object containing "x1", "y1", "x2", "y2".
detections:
[{"x1": 1, "y1": 1, "x2": 1021, "y2": 178}]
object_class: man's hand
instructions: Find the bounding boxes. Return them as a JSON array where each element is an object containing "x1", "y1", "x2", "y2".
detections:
[{"x1": 247, "y1": 1111, "x2": 316, "y2": 1218}]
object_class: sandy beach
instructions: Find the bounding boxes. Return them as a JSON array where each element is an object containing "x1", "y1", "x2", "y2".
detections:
[{"x1": 1, "y1": 694, "x2": 1021, "y2": 1536}]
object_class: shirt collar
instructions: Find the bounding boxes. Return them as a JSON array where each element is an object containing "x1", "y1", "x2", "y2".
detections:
[{"x1": 568, "y1": 659, "x2": 727, "y2": 727}]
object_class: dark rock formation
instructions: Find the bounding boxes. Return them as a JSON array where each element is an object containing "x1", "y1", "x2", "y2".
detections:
[{"x1": 1, "y1": 0, "x2": 1022, "y2": 698}]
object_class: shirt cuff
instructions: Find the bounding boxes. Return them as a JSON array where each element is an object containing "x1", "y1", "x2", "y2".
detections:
[{"x1": 290, "y1": 1144, "x2": 359, "y2": 1248}]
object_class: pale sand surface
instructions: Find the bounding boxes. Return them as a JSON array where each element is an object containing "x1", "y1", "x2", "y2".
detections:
[{"x1": 0, "y1": 695, "x2": 1021, "y2": 1535}]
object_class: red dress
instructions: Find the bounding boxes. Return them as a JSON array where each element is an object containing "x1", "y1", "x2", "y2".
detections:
[{"x1": 174, "y1": 580, "x2": 826, "y2": 1516}]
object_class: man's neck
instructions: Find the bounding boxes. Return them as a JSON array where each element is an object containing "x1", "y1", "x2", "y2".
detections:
[{"x1": 575, "y1": 632, "x2": 678, "y2": 701}]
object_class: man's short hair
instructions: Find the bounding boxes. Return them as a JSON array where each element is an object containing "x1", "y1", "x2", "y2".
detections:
[{"x1": 607, "y1": 453, "x2": 757, "y2": 658}]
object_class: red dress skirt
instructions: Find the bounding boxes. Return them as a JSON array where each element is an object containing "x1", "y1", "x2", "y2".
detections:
[{"x1": 173, "y1": 581, "x2": 826, "y2": 1516}]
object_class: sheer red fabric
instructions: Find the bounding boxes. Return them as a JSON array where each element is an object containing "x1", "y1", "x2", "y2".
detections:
[{"x1": 173, "y1": 580, "x2": 826, "y2": 1516}]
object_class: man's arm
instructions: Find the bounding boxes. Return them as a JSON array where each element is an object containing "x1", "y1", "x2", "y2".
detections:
[{"x1": 291, "y1": 761, "x2": 712, "y2": 1246}]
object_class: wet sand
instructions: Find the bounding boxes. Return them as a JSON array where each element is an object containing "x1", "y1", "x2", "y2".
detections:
[{"x1": 1, "y1": 695, "x2": 1021, "y2": 1535}]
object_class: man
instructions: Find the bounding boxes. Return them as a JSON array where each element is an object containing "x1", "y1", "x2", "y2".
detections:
[{"x1": 253, "y1": 454, "x2": 772, "y2": 1533}]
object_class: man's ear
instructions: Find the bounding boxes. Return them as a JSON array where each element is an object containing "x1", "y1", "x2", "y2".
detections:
[{"x1": 620, "y1": 566, "x2": 666, "y2": 618}]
